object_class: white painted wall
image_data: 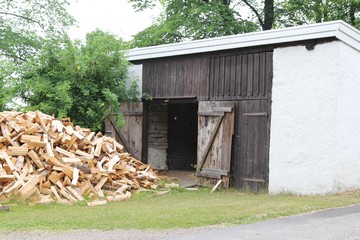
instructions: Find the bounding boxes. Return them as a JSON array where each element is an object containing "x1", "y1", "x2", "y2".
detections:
[
  {"x1": 332, "y1": 43, "x2": 360, "y2": 191},
  {"x1": 269, "y1": 41, "x2": 360, "y2": 195}
]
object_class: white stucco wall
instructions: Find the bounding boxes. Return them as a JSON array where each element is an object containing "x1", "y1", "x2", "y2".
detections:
[
  {"x1": 332, "y1": 43, "x2": 360, "y2": 191},
  {"x1": 269, "y1": 41, "x2": 360, "y2": 195}
]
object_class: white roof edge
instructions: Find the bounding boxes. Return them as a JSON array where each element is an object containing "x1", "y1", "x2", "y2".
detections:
[
  {"x1": 128, "y1": 20, "x2": 360, "y2": 61},
  {"x1": 336, "y1": 21, "x2": 360, "y2": 52}
]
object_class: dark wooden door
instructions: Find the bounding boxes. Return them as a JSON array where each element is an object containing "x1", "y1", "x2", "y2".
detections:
[
  {"x1": 105, "y1": 102, "x2": 143, "y2": 160},
  {"x1": 232, "y1": 100, "x2": 271, "y2": 191},
  {"x1": 197, "y1": 101, "x2": 234, "y2": 187}
]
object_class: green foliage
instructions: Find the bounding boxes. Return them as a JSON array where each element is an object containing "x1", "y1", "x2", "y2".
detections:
[
  {"x1": 129, "y1": 0, "x2": 360, "y2": 48},
  {"x1": 0, "y1": 0, "x2": 74, "y2": 62},
  {"x1": 17, "y1": 30, "x2": 137, "y2": 132},
  {"x1": 0, "y1": 0, "x2": 74, "y2": 111},
  {"x1": 0, "y1": 61, "x2": 16, "y2": 111},
  {"x1": 277, "y1": 0, "x2": 360, "y2": 28},
  {"x1": 130, "y1": 0, "x2": 259, "y2": 47}
]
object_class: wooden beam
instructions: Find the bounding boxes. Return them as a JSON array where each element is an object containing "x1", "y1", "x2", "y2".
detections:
[
  {"x1": 210, "y1": 179, "x2": 222, "y2": 193},
  {"x1": 197, "y1": 115, "x2": 224, "y2": 171}
]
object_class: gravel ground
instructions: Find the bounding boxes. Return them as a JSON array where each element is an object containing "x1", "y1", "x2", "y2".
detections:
[{"x1": 0, "y1": 226, "x2": 226, "y2": 240}]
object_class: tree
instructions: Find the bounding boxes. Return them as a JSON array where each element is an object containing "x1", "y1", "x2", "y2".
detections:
[
  {"x1": 0, "y1": 61, "x2": 16, "y2": 110},
  {"x1": 17, "y1": 30, "x2": 138, "y2": 131},
  {"x1": 0, "y1": 0, "x2": 74, "y2": 63},
  {"x1": 0, "y1": 0, "x2": 75, "y2": 111},
  {"x1": 129, "y1": 0, "x2": 360, "y2": 48},
  {"x1": 240, "y1": 0, "x2": 274, "y2": 30},
  {"x1": 130, "y1": 0, "x2": 260, "y2": 47},
  {"x1": 276, "y1": 0, "x2": 360, "y2": 28}
]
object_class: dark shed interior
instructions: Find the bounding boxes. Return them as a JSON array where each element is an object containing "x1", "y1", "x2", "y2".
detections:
[{"x1": 167, "y1": 103, "x2": 198, "y2": 170}]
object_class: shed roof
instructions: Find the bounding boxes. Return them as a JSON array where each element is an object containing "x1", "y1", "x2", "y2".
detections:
[{"x1": 128, "y1": 20, "x2": 360, "y2": 61}]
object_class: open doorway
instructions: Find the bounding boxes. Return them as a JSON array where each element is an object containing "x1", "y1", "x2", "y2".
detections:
[
  {"x1": 167, "y1": 102, "x2": 198, "y2": 171},
  {"x1": 146, "y1": 101, "x2": 198, "y2": 186}
]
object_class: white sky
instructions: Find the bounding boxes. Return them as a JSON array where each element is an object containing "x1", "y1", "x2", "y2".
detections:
[{"x1": 67, "y1": 0, "x2": 161, "y2": 41}]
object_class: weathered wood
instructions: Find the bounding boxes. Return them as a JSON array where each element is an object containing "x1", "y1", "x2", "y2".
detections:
[
  {"x1": 197, "y1": 115, "x2": 224, "y2": 171},
  {"x1": 210, "y1": 179, "x2": 222, "y2": 193},
  {"x1": 197, "y1": 101, "x2": 234, "y2": 188},
  {"x1": 243, "y1": 112, "x2": 268, "y2": 116},
  {"x1": 233, "y1": 100, "x2": 271, "y2": 191},
  {"x1": 243, "y1": 178, "x2": 266, "y2": 183},
  {"x1": 196, "y1": 168, "x2": 229, "y2": 179},
  {"x1": 106, "y1": 102, "x2": 143, "y2": 160}
]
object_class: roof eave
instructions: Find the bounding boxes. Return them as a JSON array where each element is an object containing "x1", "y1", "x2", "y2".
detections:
[{"x1": 128, "y1": 21, "x2": 360, "y2": 61}]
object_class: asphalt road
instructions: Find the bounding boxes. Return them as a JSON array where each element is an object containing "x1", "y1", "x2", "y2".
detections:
[
  {"x1": 165, "y1": 204, "x2": 360, "y2": 240},
  {"x1": 1, "y1": 205, "x2": 360, "y2": 240}
]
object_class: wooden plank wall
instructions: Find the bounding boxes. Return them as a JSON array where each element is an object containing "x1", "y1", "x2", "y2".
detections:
[
  {"x1": 209, "y1": 52, "x2": 273, "y2": 100},
  {"x1": 142, "y1": 54, "x2": 209, "y2": 99},
  {"x1": 232, "y1": 100, "x2": 271, "y2": 191},
  {"x1": 136, "y1": 47, "x2": 273, "y2": 191},
  {"x1": 139, "y1": 48, "x2": 273, "y2": 101},
  {"x1": 119, "y1": 102, "x2": 143, "y2": 160}
]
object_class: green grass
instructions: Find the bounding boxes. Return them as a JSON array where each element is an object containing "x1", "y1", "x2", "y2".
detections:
[{"x1": 1, "y1": 188, "x2": 360, "y2": 231}]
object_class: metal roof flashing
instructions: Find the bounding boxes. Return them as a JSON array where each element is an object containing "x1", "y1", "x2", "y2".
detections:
[{"x1": 127, "y1": 21, "x2": 360, "y2": 61}]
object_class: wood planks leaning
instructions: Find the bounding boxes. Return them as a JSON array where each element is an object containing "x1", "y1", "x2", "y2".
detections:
[{"x1": 0, "y1": 110, "x2": 159, "y2": 205}]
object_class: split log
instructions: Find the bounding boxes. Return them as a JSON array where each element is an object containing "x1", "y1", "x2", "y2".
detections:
[{"x1": 0, "y1": 110, "x2": 160, "y2": 205}]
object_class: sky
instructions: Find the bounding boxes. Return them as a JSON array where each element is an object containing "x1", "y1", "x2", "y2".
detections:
[{"x1": 67, "y1": 0, "x2": 161, "y2": 41}]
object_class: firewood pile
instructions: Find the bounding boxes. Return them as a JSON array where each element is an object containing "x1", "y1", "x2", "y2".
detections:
[{"x1": 0, "y1": 110, "x2": 159, "y2": 205}]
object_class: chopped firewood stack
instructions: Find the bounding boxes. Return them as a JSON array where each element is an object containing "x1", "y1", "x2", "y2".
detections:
[{"x1": 0, "y1": 110, "x2": 159, "y2": 205}]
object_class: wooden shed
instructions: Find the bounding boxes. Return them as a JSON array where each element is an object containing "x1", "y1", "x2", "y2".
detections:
[{"x1": 106, "y1": 21, "x2": 360, "y2": 194}]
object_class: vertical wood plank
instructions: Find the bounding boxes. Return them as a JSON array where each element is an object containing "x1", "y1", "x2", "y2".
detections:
[
  {"x1": 232, "y1": 100, "x2": 271, "y2": 191},
  {"x1": 224, "y1": 56, "x2": 231, "y2": 98},
  {"x1": 230, "y1": 55, "x2": 237, "y2": 98},
  {"x1": 241, "y1": 54, "x2": 248, "y2": 97},
  {"x1": 259, "y1": 52, "x2": 266, "y2": 97},
  {"x1": 118, "y1": 102, "x2": 143, "y2": 160},
  {"x1": 265, "y1": 52, "x2": 273, "y2": 99},
  {"x1": 247, "y1": 54, "x2": 254, "y2": 97},
  {"x1": 253, "y1": 53, "x2": 260, "y2": 97},
  {"x1": 236, "y1": 55, "x2": 242, "y2": 97},
  {"x1": 197, "y1": 101, "x2": 234, "y2": 188}
]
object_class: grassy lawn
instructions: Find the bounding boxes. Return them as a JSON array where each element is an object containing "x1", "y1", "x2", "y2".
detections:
[{"x1": 1, "y1": 188, "x2": 360, "y2": 231}]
